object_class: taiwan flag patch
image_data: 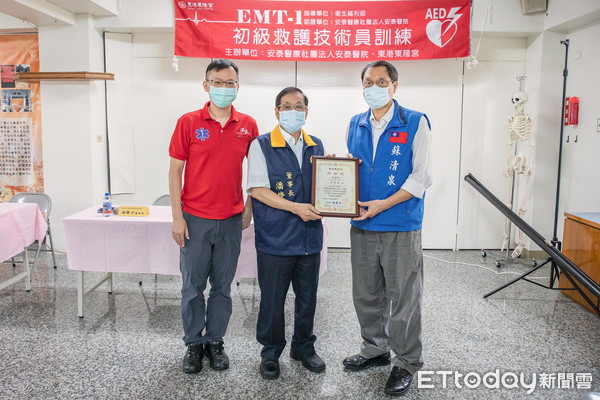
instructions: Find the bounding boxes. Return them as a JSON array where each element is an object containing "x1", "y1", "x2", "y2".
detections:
[{"x1": 390, "y1": 131, "x2": 408, "y2": 144}]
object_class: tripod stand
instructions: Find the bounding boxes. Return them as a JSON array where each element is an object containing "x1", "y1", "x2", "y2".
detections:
[
  {"x1": 465, "y1": 173, "x2": 600, "y2": 317},
  {"x1": 463, "y1": 40, "x2": 600, "y2": 316}
]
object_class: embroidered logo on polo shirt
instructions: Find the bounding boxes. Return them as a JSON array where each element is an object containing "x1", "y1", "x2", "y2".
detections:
[
  {"x1": 196, "y1": 128, "x2": 210, "y2": 141},
  {"x1": 390, "y1": 131, "x2": 408, "y2": 144},
  {"x1": 236, "y1": 127, "x2": 250, "y2": 137}
]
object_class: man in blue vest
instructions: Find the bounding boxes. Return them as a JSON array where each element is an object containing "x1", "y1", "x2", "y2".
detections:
[
  {"x1": 247, "y1": 87, "x2": 326, "y2": 380},
  {"x1": 343, "y1": 61, "x2": 432, "y2": 396}
]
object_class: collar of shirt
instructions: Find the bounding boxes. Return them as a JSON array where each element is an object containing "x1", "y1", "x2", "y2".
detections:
[
  {"x1": 199, "y1": 101, "x2": 240, "y2": 123},
  {"x1": 280, "y1": 126, "x2": 304, "y2": 147},
  {"x1": 369, "y1": 102, "x2": 395, "y2": 128},
  {"x1": 368, "y1": 102, "x2": 395, "y2": 162}
]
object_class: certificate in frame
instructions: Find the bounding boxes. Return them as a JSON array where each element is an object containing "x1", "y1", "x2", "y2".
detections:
[{"x1": 311, "y1": 156, "x2": 360, "y2": 218}]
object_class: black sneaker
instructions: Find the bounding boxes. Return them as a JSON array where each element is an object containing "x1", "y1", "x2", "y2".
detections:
[
  {"x1": 182, "y1": 344, "x2": 203, "y2": 374},
  {"x1": 204, "y1": 340, "x2": 230, "y2": 371}
]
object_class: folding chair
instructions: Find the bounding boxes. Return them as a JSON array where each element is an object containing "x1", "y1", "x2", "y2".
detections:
[
  {"x1": 9, "y1": 192, "x2": 57, "y2": 269},
  {"x1": 153, "y1": 194, "x2": 171, "y2": 206}
]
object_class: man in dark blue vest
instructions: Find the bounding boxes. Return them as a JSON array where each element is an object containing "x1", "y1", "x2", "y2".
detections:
[
  {"x1": 343, "y1": 61, "x2": 432, "y2": 397},
  {"x1": 247, "y1": 87, "x2": 326, "y2": 380}
]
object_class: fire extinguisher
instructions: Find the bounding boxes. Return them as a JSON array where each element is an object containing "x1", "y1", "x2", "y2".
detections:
[{"x1": 569, "y1": 96, "x2": 579, "y2": 125}]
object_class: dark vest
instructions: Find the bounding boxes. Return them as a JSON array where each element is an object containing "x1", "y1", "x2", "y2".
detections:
[{"x1": 252, "y1": 126, "x2": 324, "y2": 256}]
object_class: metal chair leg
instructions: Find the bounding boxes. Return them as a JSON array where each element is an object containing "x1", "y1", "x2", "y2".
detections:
[
  {"x1": 31, "y1": 241, "x2": 43, "y2": 273},
  {"x1": 47, "y1": 221, "x2": 57, "y2": 269}
]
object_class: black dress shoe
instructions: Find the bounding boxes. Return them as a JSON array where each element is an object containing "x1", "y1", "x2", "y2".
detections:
[
  {"x1": 182, "y1": 344, "x2": 203, "y2": 374},
  {"x1": 342, "y1": 353, "x2": 391, "y2": 371},
  {"x1": 260, "y1": 358, "x2": 280, "y2": 379},
  {"x1": 290, "y1": 350, "x2": 326, "y2": 373},
  {"x1": 203, "y1": 340, "x2": 229, "y2": 371},
  {"x1": 385, "y1": 367, "x2": 413, "y2": 396}
]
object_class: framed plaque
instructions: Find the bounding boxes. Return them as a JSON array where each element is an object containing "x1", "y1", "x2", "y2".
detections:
[{"x1": 311, "y1": 156, "x2": 360, "y2": 218}]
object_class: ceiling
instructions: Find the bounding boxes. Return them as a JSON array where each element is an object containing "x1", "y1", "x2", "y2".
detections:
[{"x1": 0, "y1": 0, "x2": 119, "y2": 27}]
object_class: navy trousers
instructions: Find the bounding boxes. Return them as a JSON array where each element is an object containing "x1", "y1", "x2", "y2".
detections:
[
  {"x1": 256, "y1": 251, "x2": 320, "y2": 360},
  {"x1": 180, "y1": 211, "x2": 242, "y2": 345}
]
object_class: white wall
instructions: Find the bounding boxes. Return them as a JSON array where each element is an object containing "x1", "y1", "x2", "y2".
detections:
[
  {"x1": 3, "y1": 1, "x2": 599, "y2": 252},
  {"x1": 97, "y1": 1, "x2": 174, "y2": 30},
  {"x1": 545, "y1": 0, "x2": 600, "y2": 32},
  {"x1": 457, "y1": 38, "x2": 527, "y2": 250},
  {"x1": 297, "y1": 59, "x2": 464, "y2": 248},
  {"x1": 0, "y1": 12, "x2": 35, "y2": 32},
  {"x1": 39, "y1": 15, "x2": 108, "y2": 251},
  {"x1": 93, "y1": 1, "x2": 583, "y2": 251},
  {"x1": 471, "y1": 0, "x2": 544, "y2": 36},
  {"x1": 524, "y1": 31, "x2": 565, "y2": 249},
  {"x1": 104, "y1": 32, "x2": 529, "y2": 249},
  {"x1": 556, "y1": 21, "x2": 600, "y2": 231}
]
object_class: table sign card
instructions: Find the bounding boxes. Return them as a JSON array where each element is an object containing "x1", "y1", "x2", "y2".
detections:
[
  {"x1": 311, "y1": 156, "x2": 359, "y2": 218},
  {"x1": 118, "y1": 206, "x2": 149, "y2": 217}
]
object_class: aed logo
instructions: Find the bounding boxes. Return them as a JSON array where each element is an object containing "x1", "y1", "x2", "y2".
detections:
[
  {"x1": 425, "y1": 7, "x2": 463, "y2": 48},
  {"x1": 237, "y1": 9, "x2": 302, "y2": 25}
]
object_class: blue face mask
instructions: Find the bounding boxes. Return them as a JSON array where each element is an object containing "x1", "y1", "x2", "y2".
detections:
[
  {"x1": 363, "y1": 85, "x2": 392, "y2": 109},
  {"x1": 209, "y1": 86, "x2": 237, "y2": 108},
  {"x1": 279, "y1": 110, "x2": 306, "y2": 134}
]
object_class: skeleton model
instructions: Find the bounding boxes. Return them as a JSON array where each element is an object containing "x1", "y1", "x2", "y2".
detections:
[{"x1": 501, "y1": 77, "x2": 535, "y2": 258}]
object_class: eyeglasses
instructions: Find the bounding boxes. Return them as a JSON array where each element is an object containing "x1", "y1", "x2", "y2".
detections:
[
  {"x1": 362, "y1": 79, "x2": 394, "y2": 88},
  {"x1": 278, "y1": 103, "x2": 307, "y2": 112},
  {"x1": 206, "y1": 79, "x2": 238, "y2": 88}
]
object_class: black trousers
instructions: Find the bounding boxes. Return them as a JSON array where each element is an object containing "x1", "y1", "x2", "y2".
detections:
[{"x1": 256, "y1": 251, "x2": 320, "y2": 360}]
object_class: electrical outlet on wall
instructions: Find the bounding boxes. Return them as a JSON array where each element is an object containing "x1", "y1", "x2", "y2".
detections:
[{"x1": 597, "y1": 118, "x2": 600, "y2": 133}]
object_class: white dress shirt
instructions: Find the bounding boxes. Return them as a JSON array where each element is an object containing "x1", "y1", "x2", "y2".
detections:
[{"x1": 370, "y1": 104, "x2": 395, "y2": 161}]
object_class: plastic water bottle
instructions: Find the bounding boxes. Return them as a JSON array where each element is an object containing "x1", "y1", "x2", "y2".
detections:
[{"x1": 102, "y1": 192, "x2": 112, "y2": 217}]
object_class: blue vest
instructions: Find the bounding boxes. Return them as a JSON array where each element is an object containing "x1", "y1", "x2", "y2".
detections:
[
  {"x1": 347, "y1": 100, "x2": 430, "y2": 232},
  {"x1": 252, "y1": 126, "x2": 324, "y2": 256}
]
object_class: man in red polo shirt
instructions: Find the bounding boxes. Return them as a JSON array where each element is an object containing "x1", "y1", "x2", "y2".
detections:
[{"x1": 168, "y1": 59, "x2": 259, "y2": 374}]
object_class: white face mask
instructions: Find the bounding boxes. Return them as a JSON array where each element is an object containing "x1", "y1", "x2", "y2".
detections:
[
  {"x1": 279, "y1": 110, "x2": 306, "y2": 134},
  {"x1": 363, "y1": 85, "x2": 392, "y2": 109}
]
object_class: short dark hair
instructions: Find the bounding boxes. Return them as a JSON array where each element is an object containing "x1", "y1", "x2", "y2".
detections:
[
  {"x1": 205, "y1": 58, "x2": 239, "y2": 80},
  {"x1": 360, "y1": 60, "x2": 398, "y2": 83},
  {"x1": 275, "y1": 87, "x2": 309, "y2": 108}
]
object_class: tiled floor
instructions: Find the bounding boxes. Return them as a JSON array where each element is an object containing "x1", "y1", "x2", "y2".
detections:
[{"x1": 1, "y1": 249, "x2": 599, "y2": 399}]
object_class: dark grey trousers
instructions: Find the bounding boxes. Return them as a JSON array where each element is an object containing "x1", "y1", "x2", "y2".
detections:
[
  {"x1": 180, "y1": 211, "x2": 242, "y2": 345},
  {"x1": 350, "y1": 226, "x2": 424, "y2": 375}
]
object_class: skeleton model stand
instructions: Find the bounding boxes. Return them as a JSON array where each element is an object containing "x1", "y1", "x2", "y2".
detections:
[{"x1": 501, "y1": 76, "x2": 535, "y2": 258}]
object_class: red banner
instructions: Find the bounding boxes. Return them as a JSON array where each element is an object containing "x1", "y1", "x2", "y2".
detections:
[{"x1": 174, "y1": 0, "x2": 471, "y2": 62}]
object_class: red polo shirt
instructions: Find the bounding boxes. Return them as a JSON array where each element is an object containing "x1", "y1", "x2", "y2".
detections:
[{"x1": 169, "y1": 102, "x2": 259, "y2": 219}]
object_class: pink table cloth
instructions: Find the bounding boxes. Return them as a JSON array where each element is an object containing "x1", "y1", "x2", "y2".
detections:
[
  {"x1": 0, "y1": 203, "x2": 48, "y2": 262},
  {"x1": 63, "y1": 206, "x2": 328, "y2": 277}
]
